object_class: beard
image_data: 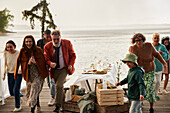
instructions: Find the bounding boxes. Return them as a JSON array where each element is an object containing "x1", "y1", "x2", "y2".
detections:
[{"x1": 53, "y1": 40, "x2": 61, "y2": 47}]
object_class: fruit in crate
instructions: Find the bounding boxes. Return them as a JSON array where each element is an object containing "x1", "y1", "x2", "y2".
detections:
[{"x1": 107, "y1": 85, "x2": 117, "y2": 89}]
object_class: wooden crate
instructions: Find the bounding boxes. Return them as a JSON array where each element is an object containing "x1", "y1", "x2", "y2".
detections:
[
  {"x1": 71, "y1": 95, "x2": 82, "y2": 102},
  {"x1": 95, "y1": 103, "x2": 129, "y2": 113},
  {"x1": 63, "y1": 101, "x2": 80, "y2": 113},
  {"x1": 97, "y1": 88, "x2": 124, "y2": 106}
]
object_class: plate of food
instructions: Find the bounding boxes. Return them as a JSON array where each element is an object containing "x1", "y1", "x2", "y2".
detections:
[
  {"x1": 94, "y1": 70, "x2": 107, "y2": 74},
  {"x1": 82, "y1": 68, "x2": 97, "y2": 74}
]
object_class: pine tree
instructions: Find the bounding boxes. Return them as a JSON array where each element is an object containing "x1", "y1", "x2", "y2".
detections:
[
  {"x1": 0, "y1": 8, "x2": 14, "y2": 32},
  {"x1": 22, "y1": 0, "x2": 56, "y2": 38}
]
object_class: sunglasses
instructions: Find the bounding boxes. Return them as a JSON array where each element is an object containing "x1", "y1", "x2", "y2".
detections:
[
  {"x1": 52, "y1": 32, "x2": 60, "y2": 35},
  {"x1": 53, "y1": 38, "x2": 60, "y2": 41},
  {"x1": 154, "y1": 37, "x2": 159, "y2": 39}
]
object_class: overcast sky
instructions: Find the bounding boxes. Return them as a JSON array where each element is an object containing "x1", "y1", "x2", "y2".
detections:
[{"x1": 1, "y1": 0, "x2": 170, "y2": 28}]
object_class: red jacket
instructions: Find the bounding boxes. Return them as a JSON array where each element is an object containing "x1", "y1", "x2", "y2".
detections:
[{"x1": 44, "y1": 39, "x2": 76, "y2": 78}]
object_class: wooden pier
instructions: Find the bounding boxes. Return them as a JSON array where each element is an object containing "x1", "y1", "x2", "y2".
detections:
[
  {"x1": 0, "y1": 80, "x2": 170, "y2": 113},
  {"x1": 142, "y1": 80, "x2": 170, "y2": 113}
]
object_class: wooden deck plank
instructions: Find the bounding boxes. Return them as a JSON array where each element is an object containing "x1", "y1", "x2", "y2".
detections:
[
  {"x1": 142, "y1": 80, "x2": 170, "y2": 113},
  {"x1": 0, "y1": 80, "x2": 170, "y2": 113}
]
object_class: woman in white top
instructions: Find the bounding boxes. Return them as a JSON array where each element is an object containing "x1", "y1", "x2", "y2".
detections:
[{"x1": 3, "y1": 40, "x2": 23, "y2": 112}]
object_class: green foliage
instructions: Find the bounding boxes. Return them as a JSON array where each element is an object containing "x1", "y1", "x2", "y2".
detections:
[
  {"x1": 22, "y1": 0, "x2": 56, "y2": 38},
  {"x1": 116, "y1": 61, "x2": 122, "y2": 82},
  {"x1": 0, "y1": 8, "x2": 14, "y2": 32}
]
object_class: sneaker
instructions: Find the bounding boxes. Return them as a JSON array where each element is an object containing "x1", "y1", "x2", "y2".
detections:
[
  {"x1": 60, "y1": 106, "x2": 63, "y2": 112},
  {"x1": 158, "y1": 90, "x2": 162, "y2": 95},
  {"x1": 48, "y1": 98, "x2": 55, "y2": 106},
  {"x1": 13, "y1": 107, "x2": 22, "y2": 112},
  {"x1": 162, "y1": 89, "x2": 170, "y2": 95},
  {"x1": 149, "y1": 108, "x2": 154, "y2": 113}
]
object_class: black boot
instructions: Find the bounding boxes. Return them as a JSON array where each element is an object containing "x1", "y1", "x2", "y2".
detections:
[
  {"x1": 31, "y1": 105, "x2": 36, "y2": 113},
  {"x1": 149, "y1": 108, "x2": 154, "y2": 113},
  {"x1": 53, "y1": 105, "x2": 60, "y2": 113}
]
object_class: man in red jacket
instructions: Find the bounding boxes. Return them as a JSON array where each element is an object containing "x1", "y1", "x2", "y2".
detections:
[{"x1": 44, "y1": 30, "x2": 76, "y2": 113}]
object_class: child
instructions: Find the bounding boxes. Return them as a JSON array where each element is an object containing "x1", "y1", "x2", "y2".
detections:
[{"x1": 115, "y1": 53, "x2": 145, "y2": 113}]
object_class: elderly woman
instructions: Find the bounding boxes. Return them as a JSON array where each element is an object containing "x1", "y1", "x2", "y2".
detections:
[
  {"x1": 129, "y1": 33, "x2": 167, "y2": 113},
  {"x1": 161, "y1": 36, "x2": 170, "y2": 94},
  {"x1": 14, "y1": 35, "x2": 48, "y2": 113}
]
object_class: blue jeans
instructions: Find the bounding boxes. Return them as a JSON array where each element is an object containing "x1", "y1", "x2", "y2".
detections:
[
  {"x1": 129, "y1": 100, "x2": 143, "y2": 113},
  {"x1": 46, "y1": 66, "x2": 56, "y2": 98},
  {"x1": 50, "y1": 78, "x2": 56, "y2": 98},
  {"x1": 8, "y1": 73, "x2": 23, "y2": 108}
]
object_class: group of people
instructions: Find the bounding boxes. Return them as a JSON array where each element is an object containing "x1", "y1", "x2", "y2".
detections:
[
  {"x1": 2, "y1": 30, "x2": 76, "y2": 113},
  {"x1": 2, "y1": 30, "x2": 169, "y2": 113},
  {"x1": 116, "y1": 33, "x2": 169, "y2": 113}
]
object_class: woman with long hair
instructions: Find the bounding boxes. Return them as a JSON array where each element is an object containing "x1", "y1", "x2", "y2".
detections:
[
  {"x1": 161, "y1": 36, "x2": 170, "y2": 94},
  {"x1": 14, "y1": 35, "x2": 48, "y2": 113},
  {"x1": 3, "y1": 40, "x2": 23, "y2": 112}
]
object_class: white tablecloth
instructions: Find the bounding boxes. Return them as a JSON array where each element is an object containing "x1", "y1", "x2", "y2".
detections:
[
  {"x1": 64, "y1": 64, "x2": 117, "y2": 88},
  {"x1": 64, "y1": 64, "x2": 118, "y2": 101}
]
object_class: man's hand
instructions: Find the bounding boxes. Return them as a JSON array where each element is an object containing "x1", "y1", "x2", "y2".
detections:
[
  {"x1": 50, "y1": 62, "x2": 56, "y2": 68},
  {"x1": 68, "y1": 65, "x2": 73, "y2": 71},
  {"x1": 140, "y1": 95, "x2": 144, "y2": 101},
  {"x1": 115, "y1": 82, "x2": 121, "y2": 86}
]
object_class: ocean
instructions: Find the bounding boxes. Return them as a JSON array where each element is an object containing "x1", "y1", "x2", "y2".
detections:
[{"x1": 1, "y1": 24, "x2": 170, "y2": 80}]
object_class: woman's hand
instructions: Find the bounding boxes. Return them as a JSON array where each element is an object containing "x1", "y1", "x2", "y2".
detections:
[
  {"x1": 2, "y1": 73, "x2": 6, "y2": 80},
  {"x1": 159, "y1": 50, "x2": 163, "y2": 54},
  {"x1": 28, "y1": 56, "x2": 36, "y2": 65},
  {"x1": 163, "y1": 62, "x2": 167, "y2": 71}
]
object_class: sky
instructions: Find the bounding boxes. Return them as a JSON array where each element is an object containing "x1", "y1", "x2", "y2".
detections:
[{"x1": 1, "y1": 0, "x2": 170, "y2": 28}]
